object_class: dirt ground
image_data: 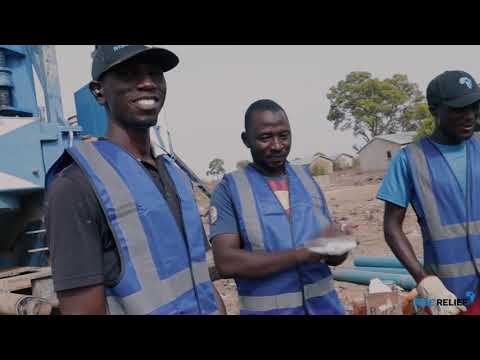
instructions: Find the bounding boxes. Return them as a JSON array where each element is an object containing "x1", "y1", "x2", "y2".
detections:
[{"x1": 199, "y1": 169, "x2": 423, "y2": 315}]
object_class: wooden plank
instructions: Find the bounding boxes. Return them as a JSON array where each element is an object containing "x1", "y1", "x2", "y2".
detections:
[
  {"x1": 0, "y1": 267, "x2": 51, "y2": 292},
  {"x1": 0, "y1": 267, "x2": 41, "y2": 280},
  {"x1": 32, "y1": 276, "x2": 59, "y2": 308}
]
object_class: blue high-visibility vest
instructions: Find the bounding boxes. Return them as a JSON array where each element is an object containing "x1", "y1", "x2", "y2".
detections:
[
  {"x1": 47, "y1": 140, "x2": 219, "y2": 315},
  {"x1": 224, "y1": 164, "x2": 345, "y2": 315},
  {"x1": 405, "y1": 137, "x2": 480, "y2": 299}
]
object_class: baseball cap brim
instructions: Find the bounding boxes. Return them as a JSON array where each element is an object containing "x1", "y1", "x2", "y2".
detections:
[
  {"x1": 444, "y1": 91, "x2": 480, "y2": 108},
  {"x1": 100, "y1": 47, "x2": 179, "y2": 80}
]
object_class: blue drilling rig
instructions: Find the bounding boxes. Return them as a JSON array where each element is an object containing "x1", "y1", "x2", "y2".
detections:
[{"x1": 0, "y1": 45, "x2": 82, "y2": 268}]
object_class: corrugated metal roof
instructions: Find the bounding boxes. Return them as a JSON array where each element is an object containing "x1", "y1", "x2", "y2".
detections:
[
  {"x1": 357, "y1": 131, "x2": 417, "y2": 154},
  {"x1": 375, "y1": 131, "x2": 417, "y2": 145},
  {"x1": 289, "y1": 154, "x2": 334, "y2": 165},
  {"x1": 330, "y1": 153, "x2": 355, "y2": 160}
]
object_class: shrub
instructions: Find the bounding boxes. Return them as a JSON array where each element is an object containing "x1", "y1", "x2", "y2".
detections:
[{"x1": 310, "y1": 163, "x2": 326, "y2": 176}]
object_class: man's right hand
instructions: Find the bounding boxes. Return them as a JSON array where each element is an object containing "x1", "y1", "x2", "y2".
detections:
[
  {"x1": 416, "y1": 276, "x2": 467, "y2": 315},
  {"x1": 296, "y1": 247, "x2": 327, "y2": 263}
]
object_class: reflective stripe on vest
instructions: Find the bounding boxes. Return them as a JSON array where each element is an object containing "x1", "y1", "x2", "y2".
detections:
[
  {"x1": 290, "y1": 164, "x2": 331, "y2": 228},
  {"x1": 229, "y1": 164, "x2": 341, "y2": 314},
  {"x1": 407, "y1": 139, "x2": 480, "y2": 292},
  {"x1": 408, "y1": 142, "x2": 480, "y2": 241},
  {"x1": 230, "y1": 169, "x2": 265, "y2": 251},
  {"x1": 239, "y1": 275, "x2": 335, "y2": 312},
  {"x1": 67, "y1": 142, "x2": 217, "y2": 315}
]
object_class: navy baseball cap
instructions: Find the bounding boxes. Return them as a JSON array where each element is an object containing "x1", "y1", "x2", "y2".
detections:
[
  {"x1": 427, "y1": 70, "x2": 480, "y2": 109},
  {"x1": 91, "y1": 45, "x2": 179, "y2": 81}
]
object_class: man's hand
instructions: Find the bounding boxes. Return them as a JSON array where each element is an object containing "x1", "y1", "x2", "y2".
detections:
[
  {"x1": 417, "y1": 276, "x2": 467, "y2": 315},
  {"x1": 302, "y1": 223, "x2": 358, "y2": 258},
  {"x1": 296, "y1": 247, "x2": 328, "y2": 263},
  {"x1": 57, "y1": 285, "x2": 107, "y2": 315},
  {"x1": 326, "y1": 253, "x2": 348, "y2": 266}
]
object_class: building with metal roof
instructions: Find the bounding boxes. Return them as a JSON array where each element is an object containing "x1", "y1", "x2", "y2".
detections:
[{"x1": 357, "y1": 132, "x2": 416, "y2": 172}]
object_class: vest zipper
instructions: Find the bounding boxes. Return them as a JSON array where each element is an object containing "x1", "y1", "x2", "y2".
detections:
[
  {"x1": 101, "y1": 140, "x2": 204, "y2": 314},
  {"x1": 262, "y1": 169, "x2": 306, "y2": 313},
  {"x1": 137, "y1": 159, "x2": 202, "y2": 314}
]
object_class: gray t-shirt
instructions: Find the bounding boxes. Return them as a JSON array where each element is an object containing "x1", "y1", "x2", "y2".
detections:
[{"x1": 45, "y1": 155, "x2": 186, "y2": 292}]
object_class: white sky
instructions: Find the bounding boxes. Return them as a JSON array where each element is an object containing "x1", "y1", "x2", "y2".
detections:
[{"x1": 53, "y1": 45, "x2": 480, "y2": 176}]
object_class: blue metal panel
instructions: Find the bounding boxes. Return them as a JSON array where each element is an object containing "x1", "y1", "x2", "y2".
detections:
[
  {"x1": 0, "y1": 118, "x2": 82, "y2": 196},
  {"x1": 41, "y1": 124, "x2": 83, "y2": 172},
  {"x1": 0, "y1": 194, "x2": 20, "y2": 210},
  {"x1": 0, "y1": 118, "x2": 44, "y2": 191},
  {"x1": 0, "y1": 45, "x2": 38, "y2": 116},
  {"x1": 75, "y1": 84, "x2": 108, "y2": 137}
]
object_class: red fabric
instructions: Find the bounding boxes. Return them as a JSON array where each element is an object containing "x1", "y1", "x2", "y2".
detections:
[
  {"x1": 266, "y1": 178, "x2": 289, "y2": 192},
  {"x1": 462, "y1": 296, "x2": 480, "y2": 315},
  {"x1": 266, "y1": 178, "x2": 291, "y2": 217}
]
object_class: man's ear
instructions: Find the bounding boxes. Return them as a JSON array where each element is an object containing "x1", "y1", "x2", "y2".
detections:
[
  {"x1": 430, "y1": 106, "x2": 441, "y2": 128},
  {"x1": 89, "y1": 81, "x2": 106, "y2": 105},
  {"x1": 241, "y1": 132, "x2": 250, "y2": 149}
]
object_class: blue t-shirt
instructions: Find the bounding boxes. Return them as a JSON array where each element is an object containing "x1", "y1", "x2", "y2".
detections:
[
  {"x1": 209, "y1": 173, "x2": 289, "y2": 241},
  {"x1": 377, "y1": 141, "x2": 467, "y2": 208}
]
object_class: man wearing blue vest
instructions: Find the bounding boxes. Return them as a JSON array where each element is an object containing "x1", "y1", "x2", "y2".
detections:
[
  {"x1": 378, "y1": 70, "x2": 480, "y2": 315},
  {"x1": 45, "y1": 45, "x2": 224, "y2": 315},
  {"x1": 209, "y1": 99, "x2": 348, "y2": 315}
]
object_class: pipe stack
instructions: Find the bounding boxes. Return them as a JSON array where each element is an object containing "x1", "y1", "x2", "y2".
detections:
[{"x1": 332, "y1": 256, "x2": 424, "y2": 290}]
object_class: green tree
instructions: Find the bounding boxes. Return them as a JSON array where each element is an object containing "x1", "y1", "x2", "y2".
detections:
[
  {"x1": 415, "y1": 113, "x2": 434, "y2": 140},
  {"x1": 327, "y1": 72, "x2": 431, "y2": 149},
  {"x1": 310, "y1": 163, "x2": 326, "y2": 176},
  {"x1": 236, "y1": 160, "x2": 250, "y2": 170},
  {"x1": 207, "y1": 158, "x2": 226, "y2": 179}
]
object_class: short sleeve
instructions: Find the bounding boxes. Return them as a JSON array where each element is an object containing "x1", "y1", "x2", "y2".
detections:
[
  {"x1": 45, "y1": 166, "x2": 105, "y2": 292},
  {"x1": 376, "y1": 148, "x2": 414, "y2": 209},
  {"x1": 209, "y1": 177, "x2": 240, "y2": 241}
]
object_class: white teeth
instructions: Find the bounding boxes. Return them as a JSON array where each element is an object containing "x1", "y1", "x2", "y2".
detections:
[{"x1": 136, "y1": 99, "x2": 156, "y2": 106}]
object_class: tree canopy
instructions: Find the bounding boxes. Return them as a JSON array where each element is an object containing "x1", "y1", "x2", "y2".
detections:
[
  {"x1": 206, "y1": 158, "x2": 226, "y2": 179},
  {"x1": 327, "y1": 72, "x2": 433, "y2": 149}
]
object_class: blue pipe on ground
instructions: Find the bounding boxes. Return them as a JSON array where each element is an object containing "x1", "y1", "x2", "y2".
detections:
[
  {"x1": 353, "y1": 256, "x2": 424, "y2": 269},
  {"x1": 332, "y1": 268, "x2": 417, "y2": 290},
  {"x1": 353, "y1": 266, "x2": 409, "y2": 275}
]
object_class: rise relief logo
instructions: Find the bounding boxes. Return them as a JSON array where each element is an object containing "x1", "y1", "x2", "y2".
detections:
[{"x1": 414, "y1": 291, "x2": 476, "y2": 309}]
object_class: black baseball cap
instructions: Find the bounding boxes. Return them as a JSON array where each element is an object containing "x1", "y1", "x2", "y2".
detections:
[
  {"x1": 91, "y1": 45, "x2": 179, "y2": 81},
  {"x1": 427, "y1": 70, "x2": 480, "y2": 109}
]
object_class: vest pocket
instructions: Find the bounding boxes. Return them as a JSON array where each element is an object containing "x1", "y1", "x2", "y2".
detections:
[{"x1": 258, "y1": 201, "x2": 289, "y2": 218}]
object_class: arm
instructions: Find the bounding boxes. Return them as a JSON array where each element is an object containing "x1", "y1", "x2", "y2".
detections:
[
  {"x1": 377, "y1": 149, "x2": 426, "y2": 283},
  {"x1": 383, "y1": 202, "x2": 428, "y2": 283},
  {"x1": 58, "y1": 285, "x2": 107, "y2": 315},
  {"x1": 384, "y1": 203, "x2": 466, "y2": 315},
  {"x1": 211, "y1": 284, "x2": 227, "y2": 315},
  {"x1": 212, "y1": 234, "x2": 324, "y2": 279},
  {"x1": 46, "y1": 166, "x2": 108, "y2": 315}
]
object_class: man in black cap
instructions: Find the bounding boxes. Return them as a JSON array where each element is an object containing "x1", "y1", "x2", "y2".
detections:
[
  {"x1": 378, "y1": 70, "x2": 480, "y2": 315},
  {"x1": 46, "y1": 45, "x2": 226, "y2": 315}
]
